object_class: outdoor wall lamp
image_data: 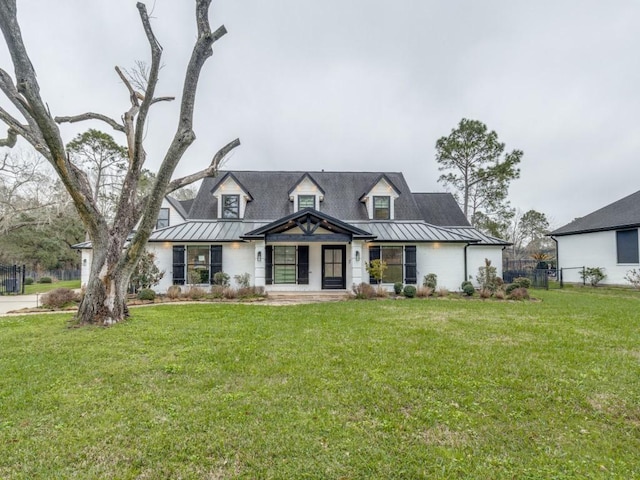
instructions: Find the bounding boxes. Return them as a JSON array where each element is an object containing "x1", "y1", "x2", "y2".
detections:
[
  {"x1": 355, "y1": 251, "x2": 360, "y2": 262},
  {"x1": 257, "y1": 251, "x2": 262, "y2": 262}
]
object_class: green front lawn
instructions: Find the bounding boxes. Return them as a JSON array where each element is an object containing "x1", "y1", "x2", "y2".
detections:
[
  {"x1": 1, "y1": 289, "x2": 639, "y2": 478},
  {"x1": 24, "y1": 279, "x2": 81, "y2": 295}
]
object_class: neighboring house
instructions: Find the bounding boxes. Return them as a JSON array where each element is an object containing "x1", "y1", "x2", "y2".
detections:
[
  {"x1": 549, "y1": 189, "x2": 640, "y2": 285},
  {"x1": 76, "y1": 171, "x2": 509, "y2": 293}
]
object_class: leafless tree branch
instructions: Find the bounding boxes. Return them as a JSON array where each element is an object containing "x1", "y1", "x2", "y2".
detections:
[
  {"x1": 165, "y1": 137, "x2": 240, "y2": 194},
  {"x1": 55, "y1": 113, "x2": 125, "y2": 132}
]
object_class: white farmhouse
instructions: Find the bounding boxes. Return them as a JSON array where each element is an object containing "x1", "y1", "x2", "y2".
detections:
[{"x1": 76, "y1": 170, "x2": 509, "y2": 293}]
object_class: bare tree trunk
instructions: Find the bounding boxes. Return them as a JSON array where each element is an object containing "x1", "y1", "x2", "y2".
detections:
[{"x1": 0, "y1": 1, "x2": 239, "y2": 326}]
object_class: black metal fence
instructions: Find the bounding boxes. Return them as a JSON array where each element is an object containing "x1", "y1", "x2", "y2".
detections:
[
  {"x1": 0, "y1": 264, "x2": 25, "y2": 295},
  {"x1": 23, "y1": 269, "x2": 81, "y2": 282},
  {"x1": 503, "y1": 259, "x2": 560, "y2": 290}
]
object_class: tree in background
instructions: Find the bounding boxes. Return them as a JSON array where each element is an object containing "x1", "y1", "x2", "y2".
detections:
[
  {"x1": 0, "y1": 1, "x2": 239, "y2": 325},
  {"x1": 507, "y1": 209, "x2": 551, "y2": 260},
  {"x1": 436, "y1": 119, "x2": 522, "y2": 232},
  {"x1": 66, "y1": 129, "x2": 128, "y2": 222}
]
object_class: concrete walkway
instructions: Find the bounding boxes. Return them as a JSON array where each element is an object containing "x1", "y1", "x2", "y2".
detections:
[{"x1": 0, "y1": 294, "x2": 41, "y2": 315}]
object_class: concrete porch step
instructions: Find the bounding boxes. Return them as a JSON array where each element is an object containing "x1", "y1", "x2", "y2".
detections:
[{"x1": 266, "y1": 291, "x2": 348, "y2": 301}]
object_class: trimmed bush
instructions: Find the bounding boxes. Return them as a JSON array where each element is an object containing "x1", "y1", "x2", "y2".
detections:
[
  {"x1": 137, "y1": 288, "x2": 156, "y2": 301},
  {"x1": 352, "y1": 282, "x2": 376, "y2": 300},
  {"x1": 24, "y1": 277, "x2": 34, "y2": 285},
  {"x1": 403, "y1": 285, "x2": 416, "y2": 298},
  {"x1": 39, "y1": 277, "x2": 52, "y2": 284},
  {"x1": 462, "y1": 283, "x2": 475, "y2": 296},
  {"x1": 393, "y1": 282, "x2": 403, "y2": 295},
  {"x1": 41, "y1": 288, "x2": 79, "y2": 309},
  {"x1": 513, "y1": 277, "x2": 532, "y2": 289},
  {"x1": 423, "y1": 273, "x2": 438, "y2": 289},
  {"x1": 166, "y1": 285, "x2": 182, "y2": 299},
  {"x1": 460, "y1": 280, "x2": 473, "y2": 291}
]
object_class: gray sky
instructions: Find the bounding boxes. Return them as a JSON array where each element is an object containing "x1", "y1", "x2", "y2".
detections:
[{"x1": 2, "y1": 0, "x2": 639, "y2": 227}]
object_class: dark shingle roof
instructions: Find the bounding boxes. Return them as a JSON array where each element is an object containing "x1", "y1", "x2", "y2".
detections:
[
  {"x1": 412, "y1": 193, "x2": 471, "y2": 226},
  {"x1": 188, "y1": 171, "x2": 426, "y2": 221},
  {"x1": 550, "y1": 189, "x2": 640, "y2": 236},
  {"x1": 165, "y1": 196, "x2": 189, "y2": 219}
]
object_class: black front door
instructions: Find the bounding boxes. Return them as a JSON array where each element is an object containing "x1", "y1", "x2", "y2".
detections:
[{"x1": 322, "y1": 245, "x2": 346, "y2": 289}]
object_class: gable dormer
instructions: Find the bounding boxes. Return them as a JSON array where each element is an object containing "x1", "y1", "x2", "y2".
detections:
[
  {"x1": 211, "y1": 172, "x2": 253, "y2": 219},
  {"x1": 288, "y1": 173, "x2": 325, "y2": 212},
  {"x1": 360, "y1": 174, "x2": 401, "y2": 220}
]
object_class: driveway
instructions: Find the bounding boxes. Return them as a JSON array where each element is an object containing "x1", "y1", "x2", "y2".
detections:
[{"x1": 0, "y1": 294, "x2": 41, "y2": 315}]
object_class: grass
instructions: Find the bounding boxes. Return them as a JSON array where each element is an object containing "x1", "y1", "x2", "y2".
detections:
[
  {"x1": 24, "y1": 279, "x2": 81, "y2": 295},
  {"x1": 1, "y1": 289, "x2": 639, "y2": 478}
]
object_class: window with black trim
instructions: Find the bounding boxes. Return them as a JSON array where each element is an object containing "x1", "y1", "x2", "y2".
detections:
[
  {"x1": 222, "y1": 194, "x2": 240, "y2": 219},
  {"x1": 369, "y1": 246, "x2": 403, "y2": 283},
  {"x1": 156, "y1": 208, "x2": 169, "y2": 229},
  {"x1": 273, "y1": 246, "x2": 297, "y2": 284},
  {"x1": 617, "y1": 229, "x2": 639, "y2": 264},
  {"x1": 373, "y1": 196, "x2": 390, "y2": 220},
  {"x1": 298, "y1": 195, "x2": 315, "y2": 210}
]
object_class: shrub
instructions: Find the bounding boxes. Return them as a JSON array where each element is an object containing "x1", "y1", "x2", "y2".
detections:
[
  {"x1": 403, "y1": 285, "x2": 416, "y2": 298},
  {"x1": 479, "y1": 288, "x2": 492, "y2": 299},
  {"x1": 423, "y1": 273, "x2": 438, "y2": 289},
  {"x1": 366, "y1": 259, "x2": 387, "y2": 285},
  {"x1": 222, "y1": 287, "x2": 237, "y2": 299},
  {"x1": 129, "y1": 249, "x2": 164, "y2": 293},
  {"x1": 462, "y1": 283, "x2": 475, "y2": 296},
  {"x1": 437, "y1": 287, "x2": 450, "y2": 297},
  {"x1": 625, "y1": 269, "x2": 640, "y2": 289},
  {"x1": 210, "y1": 285, "x2": 225, "y2": 298},
  {"x1": 137, "y1": 288, "x2": 156, "y2": 301},
  {"x1": 186, "y1": 286, "x2": 206, "y2": 300},
  {"x1": 505, "y1": 283, "x2": 519, "y2": 295},
  {"x1": 494, "y1": 277, "x2": 504, "y2": 287},
  {"x1": 39, "y1": 276, "x2": 52, "y2": 284},
  {"x1": 234, "y1": 273, "x2": 251, "y2": 288},
  {"x1": 166, "y1": 285, "x2": 182, "y2": 299},
  {"x1": 41, "y1": 288, "x2": 79, "y2": 308},
  {"x1": 237, "y1": 286, "x2": 266, "y2": 299},
  {"x1": 416, "y1": 286, "x2": 433, "y2": 298},
  {"x1": 393, "y1": 282, "x2": 404, "y2": 295},
  {"x1": 512, "y1": 277, "x2": 532, "y2": 289},
  {"x1": 476, "y1": 258, "x2": 498, "y2": 292},
  {"x1": 375, "y1": 286, "x2": 388, "y2": 298},
  {"x1": 213, "y1": 271, "x2": 230, "y2": 286},
  {"x1": 580, "y1": 267, "x2": 606, "y2": 287},
  {"x1": 352, "y1": 282, "x2": 376, "y2": 299},
  {"x1": 24, "y1": 277, "x2": 34, "y2": 285},
  {"x1": 494, "y1": 289, "x2": 506, "y2": 300},
  {"x1": 508, "y1": 287, "x2": 530, "y2": 300},
  {"x1": 461, "y1": 280, "x2": 473, "y2": 291}
]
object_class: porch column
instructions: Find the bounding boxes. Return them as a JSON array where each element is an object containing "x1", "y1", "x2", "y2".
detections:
[
  {"x1": 351, "y1": 240, "x2": 364, "y2": 286},
  {"x1": 254, "y1": 241, "x2": 266, "y2": 287}
]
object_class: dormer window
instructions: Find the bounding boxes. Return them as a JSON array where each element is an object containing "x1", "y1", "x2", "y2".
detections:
[
  {"x1": 222, "y1": 194, "x2": 240, "y2": 219},
  {"x1": 156, "y1": 208, "x2": 170, "y2": 229},
  {"x1": 298, "y1": 195, "x2": 316, "y2": 210},
  {"x1": 373, "y1": 196, "x2": 390, "y2": 220}
]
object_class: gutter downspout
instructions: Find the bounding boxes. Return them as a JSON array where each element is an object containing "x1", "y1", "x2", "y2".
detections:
[{"x1": 464, "y1": 243, "x2": 469, "y2": 282}]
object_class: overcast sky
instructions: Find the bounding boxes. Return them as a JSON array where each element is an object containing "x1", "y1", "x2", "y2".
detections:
[{"x1": 1, "y1": 0, "x2": 639, "y2": 227}]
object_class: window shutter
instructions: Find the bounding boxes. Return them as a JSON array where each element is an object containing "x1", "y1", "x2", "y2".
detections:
[
  {"x1": 172, "y1": 245, "x2": 185, "y2": 285},
  {"x1": 265, "y1": 245, "x2": 273, "y2": 285},
  {"x1": 368, "y1": 246, "x2": 380, "y2": 284},
  {"x1": 297, "y1": 245, "x2": 309, "y2": 284},
  {"x1": 404, "y1": 246, "x2": 417, "y2": 284},
  {"x1": 210, "y1": 245, "x2": 223, "y2": 283}
]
